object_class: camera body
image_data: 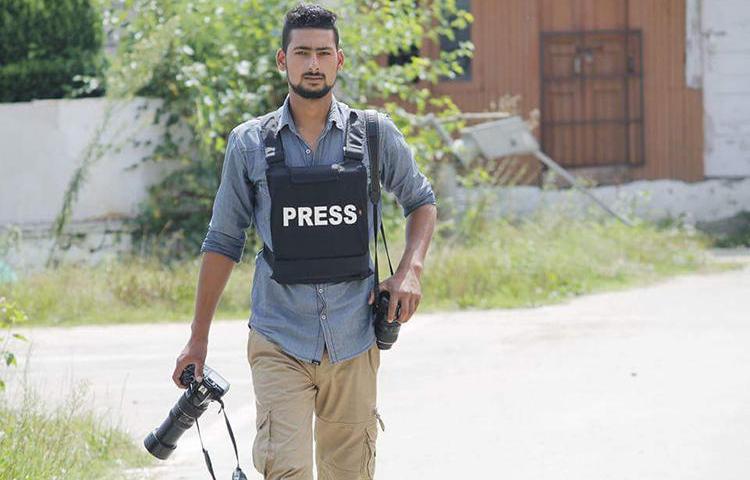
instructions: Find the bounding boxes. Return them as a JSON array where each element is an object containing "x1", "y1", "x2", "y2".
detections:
[
  {"x1": 180, "y1": 363, "x2": 230, "y2": 407},
  {"x1": 372, "y1": 290, "x2": 402, "y2": 350},
  {"x1": 144, "y1": 364, "x2": 230, "y2": 460}
]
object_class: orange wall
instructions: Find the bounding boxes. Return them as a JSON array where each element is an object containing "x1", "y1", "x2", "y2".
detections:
[{"x1": 429, "y1": 0, "x2": 704, "y2": 182}]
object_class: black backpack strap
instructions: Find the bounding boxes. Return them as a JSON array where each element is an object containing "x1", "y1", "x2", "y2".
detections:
[
  {"x1": 259, "y1": 110, "x2": 284, "y2": 166},
  {"x1": 259, "y1": 110, "x2": 283, "y2": 267},
  {"x1": 344, "y1": 109, "x2": 366, "y2": 161},
  {"x1": 364, "y1": 110, "x2": 394, "y2": 298},
  {"x1": 363, "y1": 109, "x2": 381, "y2": 204}
]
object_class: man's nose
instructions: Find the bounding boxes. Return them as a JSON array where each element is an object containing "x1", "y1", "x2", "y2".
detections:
[{"x1": 309, "y1": 53, "x2": 320, "y2": 70}]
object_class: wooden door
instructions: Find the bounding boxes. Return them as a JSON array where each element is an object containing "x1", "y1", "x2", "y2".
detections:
[{"x1": 540, "y1": 30, "x2": 644, "y2": 168}]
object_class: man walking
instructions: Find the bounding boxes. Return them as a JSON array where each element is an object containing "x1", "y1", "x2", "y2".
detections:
[{"x1": 172, "y1": 4, "x2": 437, "y2": 479}]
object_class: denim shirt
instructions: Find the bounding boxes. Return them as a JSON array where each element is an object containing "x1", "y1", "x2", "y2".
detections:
[{"x1": 200, "y1": 94, "x2": 436, "y2": 364}]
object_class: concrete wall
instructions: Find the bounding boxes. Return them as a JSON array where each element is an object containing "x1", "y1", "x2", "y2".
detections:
[
  {"x1": 698, "y1": 0, "x2": 750, "y2": 177},
  {"x1": 1, "y1": 220, "x2": 134, "y2": 273},
  {"x1": 448, "y1": 177, "x2": 750, "y2": 226},
  {"x1": 0, "y1": 97, "x2": 184, "y2": 271},
  {"x1": 0, "y1": 97, "x2": 181, "y2": 225}
]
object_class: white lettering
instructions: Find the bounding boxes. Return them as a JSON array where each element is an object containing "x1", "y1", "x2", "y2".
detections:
[
  {"x1": 283, "y1": 207, "x2": 297, "y2": 227},
  {"x1": 329, "y1": 205, "x2": 343, "y2": 225},
  {"x1": 343, "y1": 204, "x2": 357, "y2": 225},
  {"x1": 298, "y1": 207, "x2": 313, "y2": 226},
  {"x1": 280, "y1": 205, "x2": 359, "y2": 227},
  {"x1": 313, "y1": 206, "x2": 328, "y2": 226}
]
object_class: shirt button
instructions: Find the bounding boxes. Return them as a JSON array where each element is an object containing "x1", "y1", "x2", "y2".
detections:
[
  {"x1": 305, "y1": 148, "x2": 311, "y2": 154},
  {"x1": 321, "y1": 314, "x2": 327, "y2": 320},
  {"x1": 318, "y1": 288, "x2": 324, "y2": 294}
]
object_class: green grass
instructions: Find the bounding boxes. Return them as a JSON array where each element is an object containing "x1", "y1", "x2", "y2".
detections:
[
  {"x1": 0, "y1": 216, "x2": 727, "y2": 327},
  {"x1": 3, "y1": 255, "x2": 255, "y2": 326},
  {"x1": 710, "y1": 211, "x2": 750, "y2": 248},
  {"x1": 422, "y1": 215, "x2": 721, "y2": 310},
  {"x1": 0, "y1": 381, "x2": 154, "y2": 479}
]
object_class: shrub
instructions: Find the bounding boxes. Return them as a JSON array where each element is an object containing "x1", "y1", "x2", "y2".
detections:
[
  {"x1": 0, "y1": 0, "x2": 106, "y2": 101},
  {"x1": 100, "y1": 0, "x2": 473, "y2": 260}
]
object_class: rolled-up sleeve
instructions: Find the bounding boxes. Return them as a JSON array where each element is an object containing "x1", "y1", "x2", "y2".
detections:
[
  {"x1": 378, "y1": 113, "x2": 437, "y2": 217},
  {"x1": 199, "y1": 129, "x2": 255, "y2": 263}
]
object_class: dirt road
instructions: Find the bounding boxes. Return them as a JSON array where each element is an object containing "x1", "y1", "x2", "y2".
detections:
[{"x1": 11, "y1": 253, "x2": 750, "y2": 479}]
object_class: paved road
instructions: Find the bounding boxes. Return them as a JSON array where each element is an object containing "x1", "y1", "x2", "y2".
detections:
[{"x1": 9, "y1": 253, "x2": 750, "y2": 479}]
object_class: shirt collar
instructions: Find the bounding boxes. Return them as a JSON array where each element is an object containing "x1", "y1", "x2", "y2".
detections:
[{"x1": 277, "y1": 94, "x2": 345, "y2": 135}]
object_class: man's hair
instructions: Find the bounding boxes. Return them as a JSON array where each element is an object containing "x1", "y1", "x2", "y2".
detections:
[{"x1": 282, "y1": 3, "x2": 339, "y2": 52}]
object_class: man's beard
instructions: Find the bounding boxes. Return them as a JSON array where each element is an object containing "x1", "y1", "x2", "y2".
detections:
[{"x1": 289, "y1": 74, "x2": 335, "y2": 99}]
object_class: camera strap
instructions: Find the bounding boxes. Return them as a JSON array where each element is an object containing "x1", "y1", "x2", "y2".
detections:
[
  {"x1": 365, "y1": 110, "x2": 394, "y2": 298},
  {"x1": 195, "y1": 398, "x2": 247, "y2": 480}
]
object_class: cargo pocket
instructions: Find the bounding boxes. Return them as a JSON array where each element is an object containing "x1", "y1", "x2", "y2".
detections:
[
  {"x1": 360, "y1": 413, "x2": 379, "y2": 479},
  {"x1": 252, "y1": 408, "x2": 271, "y2": 475}
]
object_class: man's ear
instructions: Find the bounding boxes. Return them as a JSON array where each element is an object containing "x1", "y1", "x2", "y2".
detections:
[
  {"x1": 276, "y1": 48, "x2": 286, "y2": 72},
  {"x1": 337, "y1": 49, "x2": 345, "y2": 71}
]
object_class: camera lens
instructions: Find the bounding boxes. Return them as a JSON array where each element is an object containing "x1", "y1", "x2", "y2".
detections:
[
  {"x1": 144, "y1": 430, "x2": 175, "y2": 460},
  {"x1": 143, "y1": 388, "x2": 210, "y2": 459}
]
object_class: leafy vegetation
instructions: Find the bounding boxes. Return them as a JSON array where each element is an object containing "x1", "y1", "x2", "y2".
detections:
[
  {"x1": 424, "y1": 214, "x2": 714, "y2": 310},
  {"x1": 96, "y1": 0, "x2": 473, "y2": 260},
  {"x1": 0, "y1": 382, "x2": 153, "y2": 479},
  {"x1": 3, "y1": 215, "x2": 715, "y2": 327},
  {"x1": 0, "y1": 296, "x2": 27, "y2": 391},
  {"x1": 0, "y1": 0, "x2": 106, "y2": 101}
]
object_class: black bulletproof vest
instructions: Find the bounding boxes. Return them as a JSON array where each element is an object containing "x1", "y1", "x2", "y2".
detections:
[{"x1": 260, "y1": 108, "x2": 373, "y2": 284}]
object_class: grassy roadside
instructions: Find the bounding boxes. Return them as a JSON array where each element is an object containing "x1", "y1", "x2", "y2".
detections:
[
  {"x1": 422, "y1": 216, "x2": 724, "y2": 310},
  {"x1": 3, "y1": 255, "x2": 252, "y2": 326},
  {"x1": 1, "y1": 216, "x2": 729, "y2": 327},
  {"x1": 0, "y1": 381, "x2": 154, "y2": 479}
]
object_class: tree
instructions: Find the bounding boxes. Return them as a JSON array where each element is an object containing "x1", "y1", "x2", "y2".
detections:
[
  {"x1": 88, "y1": 0, "x2": 474, "y2": 260},
  {"x1": 0, "y1": 0, "x2": 107, "y2": 102}
]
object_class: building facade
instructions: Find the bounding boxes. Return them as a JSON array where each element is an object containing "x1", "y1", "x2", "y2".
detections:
[{"x1": 429, "y1": 0, "x2": 750, "y2": 184}]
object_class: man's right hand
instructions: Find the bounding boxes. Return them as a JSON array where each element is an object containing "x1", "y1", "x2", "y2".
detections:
[{"x1": 172, "y1": 337, "x2": 208, "y2": 389}]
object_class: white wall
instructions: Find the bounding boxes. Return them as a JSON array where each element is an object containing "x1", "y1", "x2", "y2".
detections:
[
  {"x1": 0, "y1": 97, "x2": 182, "y2": 227},
  {"x1": 450, "y1": 178, "x2": 750, "y2": 226},
  {"x1": 700, "y1": 0, "x2": 750, "y2": 177}
]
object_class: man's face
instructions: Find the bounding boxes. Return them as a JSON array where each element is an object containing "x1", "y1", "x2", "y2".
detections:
[{"x1": 277, "y1": 28, "x2": 343, "y2": 99}]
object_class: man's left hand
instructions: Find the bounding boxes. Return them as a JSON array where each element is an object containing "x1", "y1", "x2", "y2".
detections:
[{"x1": 367, "y1": 267, "x2": 422, "y2": 324}]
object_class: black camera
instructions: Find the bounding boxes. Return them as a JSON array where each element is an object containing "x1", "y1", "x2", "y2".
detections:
[
  {"x1": 373, "y1": 290, "x2": 402, "y2": 350},
  {"x1": 144, "y1": 363, "x2": 230, "y2": 460}
]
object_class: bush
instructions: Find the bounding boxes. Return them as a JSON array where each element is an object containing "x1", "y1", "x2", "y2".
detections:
[
  {"x1": 100, "y1": 0, "x2": 473, "y2": 260},
  {"x1": 0, "y1": 0, "x2": 106, "y2": 101},
  {"x1": 0, "y1": 54, "x2": 105, "y2": 102}
]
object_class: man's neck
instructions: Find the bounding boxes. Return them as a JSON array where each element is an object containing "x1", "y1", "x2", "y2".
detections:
[{"x1": 288, "y1": 91, "x2": 333, "y2": 132}]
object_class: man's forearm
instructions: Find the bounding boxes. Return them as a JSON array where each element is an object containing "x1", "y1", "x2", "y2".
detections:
[
  {"x1": 190, "y1": 251, "x2": 236, "y2": 342},
  {"x1": 397, "y1": 203, "x2": 437, "y2": 277}
]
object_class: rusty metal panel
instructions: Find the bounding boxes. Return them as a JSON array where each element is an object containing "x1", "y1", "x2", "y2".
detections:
[
  {"x1": 579, "y1": 0, "x2": 628, "y2": 30},
  {"x1": 432, "y1": 0, "x2": 540, "y2": 115},
  {"x1": 539, "y1": 0, "x2": 575, "y2": 30},
  {"x1": 628, "y1": 0, "x2": 704, "y2": 181}
]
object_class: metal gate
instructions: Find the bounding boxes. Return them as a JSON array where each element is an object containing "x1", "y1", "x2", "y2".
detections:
[{"x1": 540, "y1": 30, "x2": 645, "y2": 168}]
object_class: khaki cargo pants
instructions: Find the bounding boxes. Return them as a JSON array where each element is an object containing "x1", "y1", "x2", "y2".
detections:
[{"x1": 246, "y1": 327, "x2": 384, "y2": 479}]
